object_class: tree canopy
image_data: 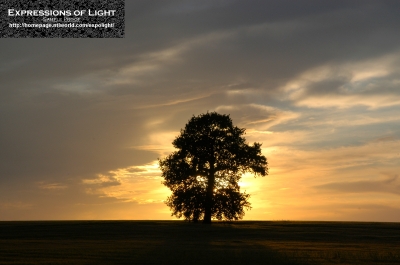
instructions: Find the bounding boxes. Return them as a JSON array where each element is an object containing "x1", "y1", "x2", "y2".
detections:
[{"x1": 159, "y1": 112, "x2": 268, "y2": 223}]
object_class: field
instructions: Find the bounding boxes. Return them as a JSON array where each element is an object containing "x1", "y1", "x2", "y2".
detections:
[{"x1": 0, "y1": 221, "x2": 399, "y2": 264}]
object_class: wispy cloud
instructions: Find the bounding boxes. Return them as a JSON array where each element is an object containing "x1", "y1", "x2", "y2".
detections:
[
  {"x1": 283, "y1": 52, "x2": 400, "y2": 109},
  {"x1": 38, "y1": 182, "x2": 68, "y2": 190},
  {"x1": 82, "y1": 163, "x2": 169, "y2": 204},
  {"x1": 314, "y1": 175, "x2": 400, "y2": 195}
]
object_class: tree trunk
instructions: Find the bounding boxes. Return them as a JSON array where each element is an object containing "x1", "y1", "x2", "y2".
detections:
[{"x1": 203, "y1": 167, "x2": 215, "y2": 224}]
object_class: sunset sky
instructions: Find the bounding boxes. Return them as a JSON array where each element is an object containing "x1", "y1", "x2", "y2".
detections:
[{"x1": 1, "y1": 0, "x2": 400, "y2": 221}]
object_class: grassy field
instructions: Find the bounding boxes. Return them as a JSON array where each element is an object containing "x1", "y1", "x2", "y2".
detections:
[{"x1": 0, "y1": 221, "x2": 399, "y2": 265}]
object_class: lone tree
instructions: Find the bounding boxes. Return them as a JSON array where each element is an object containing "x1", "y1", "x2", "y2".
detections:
[{"x1": 159, "y1": 112, "x2": 268, "y2": 223}]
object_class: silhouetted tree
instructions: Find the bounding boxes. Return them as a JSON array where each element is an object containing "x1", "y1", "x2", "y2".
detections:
[{"x1": 159, "y1": 112, "x2": 268, "y2": 223}]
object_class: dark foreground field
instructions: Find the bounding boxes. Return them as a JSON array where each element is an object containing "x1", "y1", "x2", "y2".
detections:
[{"x1": 0, "y1": 221, "x2": 399, "y2": 265}]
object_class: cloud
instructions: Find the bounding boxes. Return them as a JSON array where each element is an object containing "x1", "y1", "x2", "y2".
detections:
[
  {"x1": 215, "y1": 104, "x2": 298, "y2": 131},
  {"x1": 282, "y1": 52, "x2": 400, "y2": 109},
  {"x1": 0, "y1": 202, "x2": 33, "y2": 210},
  {"x1": 82, "y1": 162, "x2": 169, "y2": 204},
  {"x1": 38, "y1": 182, "x2": 68, "y2": 190},
  {"x1": 83, "y1": 175, "x2": 121, "y2": 188},
  {"x1": 314, "y1": 175, "x2": 400, "y2": 195}
]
